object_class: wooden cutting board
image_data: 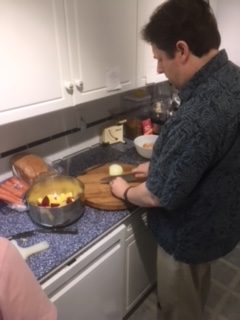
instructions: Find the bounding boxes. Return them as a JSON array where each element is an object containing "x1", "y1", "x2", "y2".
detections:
[{"x1": 77, "y1": 163, "x2": 141, "y2": 211}]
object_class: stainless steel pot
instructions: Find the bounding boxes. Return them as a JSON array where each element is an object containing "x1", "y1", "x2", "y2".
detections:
[{"x1": 26, "y1": 175, "x2": 85, "y2": 228}]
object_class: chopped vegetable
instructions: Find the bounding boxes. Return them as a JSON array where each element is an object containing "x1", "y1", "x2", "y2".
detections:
[{"x1": 37, "y1": 192, "x2": 75, "y2": 207}]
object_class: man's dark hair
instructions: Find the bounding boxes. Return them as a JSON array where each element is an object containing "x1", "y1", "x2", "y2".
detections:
[{"x1": 142, "y1": 0, "x2": 221, "y2": 58}]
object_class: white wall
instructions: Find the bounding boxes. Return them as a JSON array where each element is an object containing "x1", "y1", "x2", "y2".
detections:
[
  {"x1": 214, "y1": 0, "x2": 240, "y2": 66},
  {"x1": 209, "y1": 0, "x2": 218, "y2": 15}
]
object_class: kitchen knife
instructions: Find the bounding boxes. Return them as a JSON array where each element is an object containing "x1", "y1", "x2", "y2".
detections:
[
  {"x1": 100, "y1": 172, "x2": 146, "y2": 184},
  {"x1": 7, "y1": 227, "x2": 78, "y2": 240}
]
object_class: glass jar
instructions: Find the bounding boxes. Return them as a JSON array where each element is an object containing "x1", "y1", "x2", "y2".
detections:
[{"x1": 151, "y1": 101, "x2": 167, "y2": 134}]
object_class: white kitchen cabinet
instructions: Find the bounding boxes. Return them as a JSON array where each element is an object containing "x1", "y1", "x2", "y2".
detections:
[
  {"x1": 0, "y1": 0, "x2": 72, "y2": 125},
  {"x1": 42, "y1": 225, "x2": 126, "y2": 320},
  {"x1": 0, "y1": 0, "x2": 138, "y2": 125},
  {"x1": 137, "y1": 0, "x2": 167, "y2": 87},
  {"x1": 42, "y1": 212, "x2": 157, "y2": 319},
  {"x1": 124, "y1": 211, "x2": 157, "y2": 315},
  {"x1": 64, "y1": 0, "x2": 138, "y2": 105}
]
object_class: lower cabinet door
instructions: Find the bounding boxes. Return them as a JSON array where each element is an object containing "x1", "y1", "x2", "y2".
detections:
[
  {"x1": 125, "y1": 212, "x2": 157, "y2": 313},
  {"x1": 43, "y1": 225, "x2": 125, "y2": 320}
]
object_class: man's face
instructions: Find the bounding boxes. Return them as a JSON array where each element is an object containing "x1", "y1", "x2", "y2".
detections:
[{"x1": 152, "y1": 44, "x2": 181, "y2": 88}]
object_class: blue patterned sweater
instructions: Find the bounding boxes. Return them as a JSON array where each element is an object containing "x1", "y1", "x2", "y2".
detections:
[{"x1": 147, "y1": 50, "x2": 240, "y2": 264}]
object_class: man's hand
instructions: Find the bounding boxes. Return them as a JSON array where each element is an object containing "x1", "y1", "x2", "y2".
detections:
[
  {"x1": 132, "y1": 162, "x2": 150, "y2": 178},
  {"x1": 110, "y1": 177, "x2": 129, "y2": 200}
]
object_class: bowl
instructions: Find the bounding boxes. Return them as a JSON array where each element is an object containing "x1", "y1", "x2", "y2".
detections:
[
  {"x1": 134, "y1": 134, "x2": 158, "y2": 159},
  {"x1": 26, "y1": 175, "x2": 85, "y2": 228}
]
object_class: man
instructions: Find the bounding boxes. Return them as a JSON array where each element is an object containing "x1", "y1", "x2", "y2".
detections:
[{"x1": 110, "y1": 0, "x2": 240, "y2": 319}]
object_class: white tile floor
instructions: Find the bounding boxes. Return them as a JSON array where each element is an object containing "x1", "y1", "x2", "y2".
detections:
[{"x1": 126, "y1": 244, "x2": 240, "y2": 320}]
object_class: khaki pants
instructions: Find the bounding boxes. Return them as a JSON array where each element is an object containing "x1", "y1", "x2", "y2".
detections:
[{"x1": 157, "y1": 246, "x2": 211, "y2": 320}]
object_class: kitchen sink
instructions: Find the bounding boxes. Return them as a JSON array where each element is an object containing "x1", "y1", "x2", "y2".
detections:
[{"x1": 54, "y1": 140, "x2": 143, "y2": 177}]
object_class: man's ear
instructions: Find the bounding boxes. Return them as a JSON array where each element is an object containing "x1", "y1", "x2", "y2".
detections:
[{"x1": 175, "y1": 41, "x2": 190, "y2": 63}]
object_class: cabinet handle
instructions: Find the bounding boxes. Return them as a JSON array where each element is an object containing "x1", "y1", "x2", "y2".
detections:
[
  {"x1": 64, "y1": 81, "x2": 74, "y2": 91},
  {"x1": 75, "y1": 80, "x2": 83, "y2": 92}
]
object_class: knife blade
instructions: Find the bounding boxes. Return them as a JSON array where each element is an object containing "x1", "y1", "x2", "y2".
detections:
[
  {"x1": 99, "y1": 171, "x2": 146, "y2": 184},
  {"x1": 7, "y1": 227, "x2": 78, "y2": 240}
]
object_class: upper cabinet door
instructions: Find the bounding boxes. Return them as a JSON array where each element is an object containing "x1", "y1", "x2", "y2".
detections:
[
  {"x1": 65, "y1": 0, "x2": 137, "y2": 105},
  {"x1": 0, "y1": 0, "x2": 72, "y2": 125},
  {"x1": 137, "y1": 0, "x2": 167, "y2": 87}
]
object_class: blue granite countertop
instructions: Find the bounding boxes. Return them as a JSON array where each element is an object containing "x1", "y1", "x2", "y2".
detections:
[{"x1": 0, "y1": 141, "x2": 144, "y2": 282}]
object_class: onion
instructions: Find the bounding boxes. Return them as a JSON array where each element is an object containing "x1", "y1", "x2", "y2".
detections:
[{"x1": 109, "y1": 164, "x2": 123, "y2": 176}]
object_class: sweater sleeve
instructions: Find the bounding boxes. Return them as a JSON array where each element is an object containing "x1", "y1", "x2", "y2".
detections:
[{"x1": 0, "y1": 237, "x2": 57, "y2": 320}]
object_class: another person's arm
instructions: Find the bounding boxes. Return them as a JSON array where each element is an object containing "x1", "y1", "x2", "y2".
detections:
[{"x1": 0, "y1": 237, "x2": 57, "y2": 320}]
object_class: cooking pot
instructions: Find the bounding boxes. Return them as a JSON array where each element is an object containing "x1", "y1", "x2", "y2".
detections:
[{"x1": 26, "y1": 175, "x2": 85, "y2": 228}]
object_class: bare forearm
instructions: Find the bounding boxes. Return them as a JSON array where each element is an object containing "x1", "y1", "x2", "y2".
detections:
[
  {"x1": 110, "y1": 177, "x2": 160, "y2": 207},
  {"x1": 125, "y1": 182, "x2": 160, "y2": 207}
]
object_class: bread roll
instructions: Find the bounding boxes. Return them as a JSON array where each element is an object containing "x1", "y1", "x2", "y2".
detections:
[{"x1": 12, "y1": 154, "x2": 51, "y2": 184}]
